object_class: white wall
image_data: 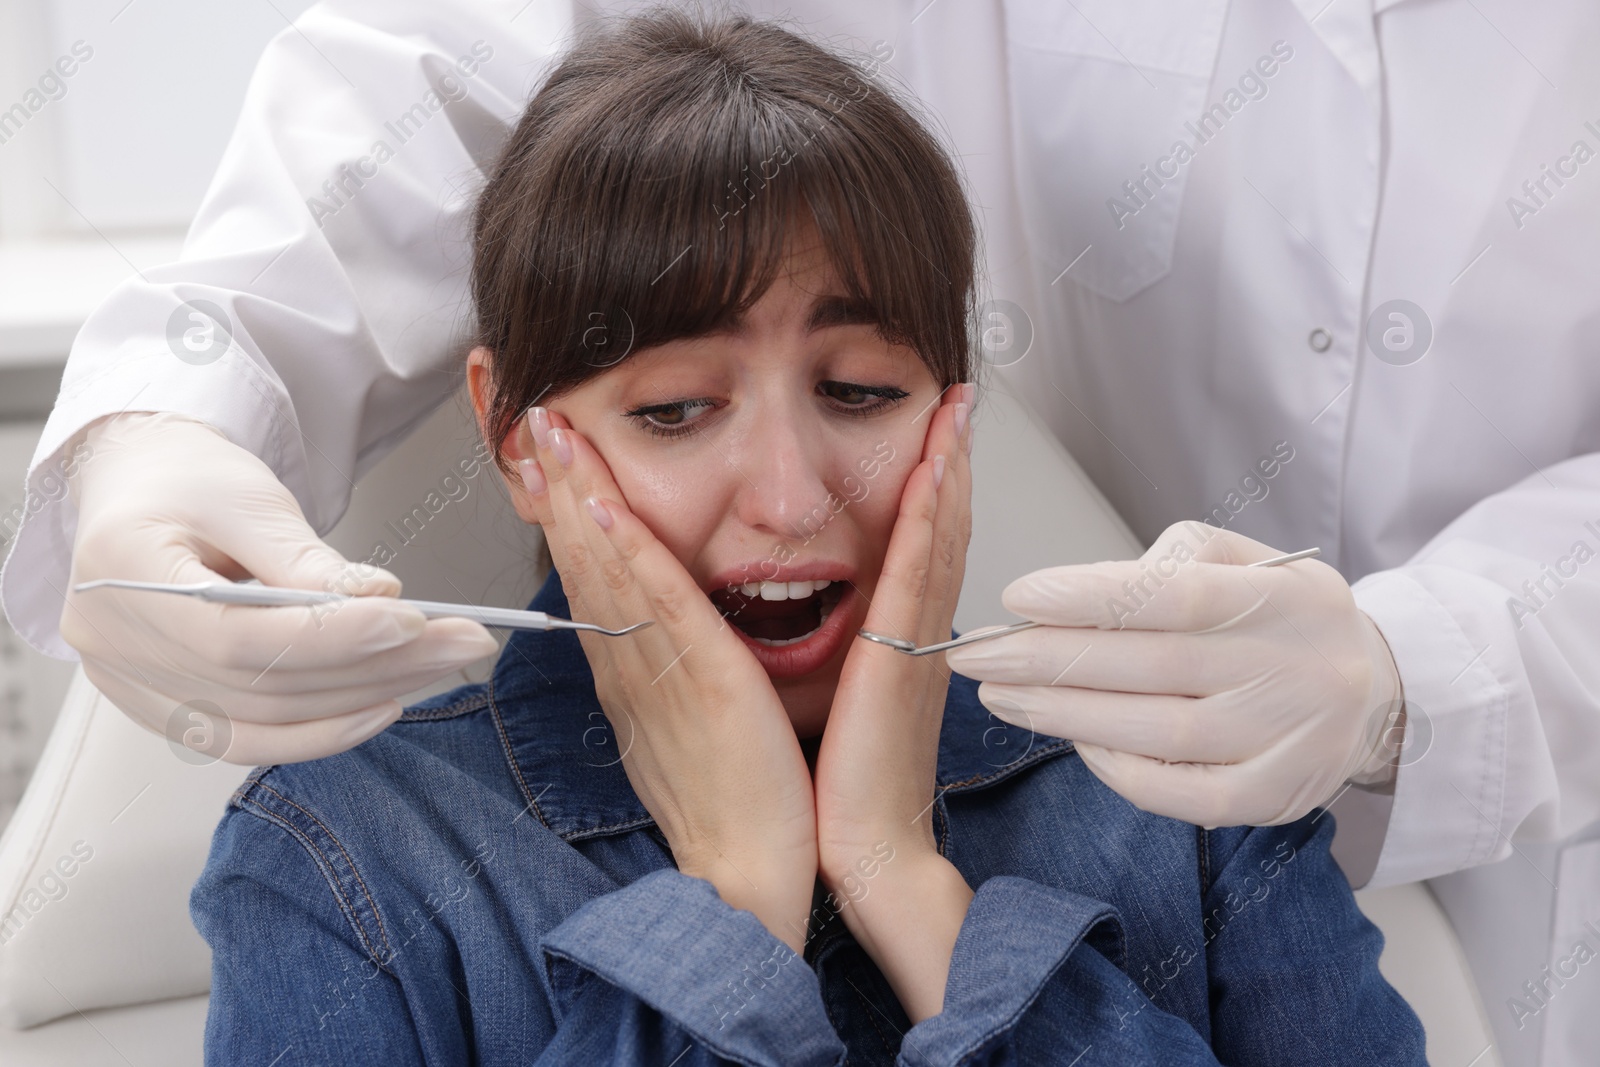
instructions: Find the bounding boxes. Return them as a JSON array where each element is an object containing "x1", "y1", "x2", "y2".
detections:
[{"x1": 0, "y1": 0, "x2": 315, "y2": 239}]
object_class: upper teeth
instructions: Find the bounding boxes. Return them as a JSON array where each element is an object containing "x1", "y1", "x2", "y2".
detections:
[{"x1": 737, "y1": 579, "x2": 833, "y2": 600}]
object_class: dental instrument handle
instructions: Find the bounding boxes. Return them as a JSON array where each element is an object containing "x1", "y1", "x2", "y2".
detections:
[
  {"x1": 1246, "y1": 546, "x2": 1321, "y2": 567},
  {"x1": 70, "y1": 579, "x2": 341, "y2": 607},
  {"x1": 191, "y1": 585, "x2": 562, "y2": 631},
  {"x1": 71, "y1": 579, "x2": 653, "y2": 636},
  {"x1": 196, "y1": 583, "x2": 344, "y2": 607},
  {"x1": 395, "y1": 598, "x2": 556, "y2": 631},
  {"x1": 855, "y1": 546, "x2": 1323, "y2": 656}
]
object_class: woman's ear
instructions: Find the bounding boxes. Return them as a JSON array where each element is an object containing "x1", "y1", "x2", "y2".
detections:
[
  {"x1": 465, "y1": 346, "x2": 498, "y2": 446},
  {"x1": 466, "y1": 346, "x2": 542, "y2": 526}
]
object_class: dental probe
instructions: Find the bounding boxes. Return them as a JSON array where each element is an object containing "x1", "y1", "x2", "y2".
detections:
[
  {"x1": 856, "y1": 546, "x2": 1323, "y2": 656},
  {"x1": 72, "y1": 579, "x2": 653, "y2": 637}
]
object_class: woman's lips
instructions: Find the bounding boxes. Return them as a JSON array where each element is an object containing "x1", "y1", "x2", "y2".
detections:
[{"x1": 726, "y1": 584, "x2": 859, "y2": 679}]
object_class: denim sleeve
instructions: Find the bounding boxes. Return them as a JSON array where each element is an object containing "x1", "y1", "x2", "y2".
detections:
[
  {"x1": 190, "y1": 808, "x2": 433, "y2": 1067},
  {"x1": 536, "y1": 868, "x2": 847, "y2": 1067},
  {"x1": 898, "y1": 877, "x2": 1224, "y2": 1066},
  {"x1": 1202, "y1": 814, "x2": 1427, "y2": 1066}
]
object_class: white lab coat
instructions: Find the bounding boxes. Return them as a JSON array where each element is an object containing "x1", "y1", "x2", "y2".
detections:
[{"x1": 2, "y1": 0, "x2": 1597, "y2": 1061}]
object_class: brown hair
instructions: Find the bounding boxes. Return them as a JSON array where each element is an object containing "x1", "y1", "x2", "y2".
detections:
[{"x1": 471, "y1": 8, "x2": 977, "y2": 469}]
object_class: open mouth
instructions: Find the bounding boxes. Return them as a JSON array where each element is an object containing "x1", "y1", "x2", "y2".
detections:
[
  {"x1": 705, "y1": 575, "x2": 858, "y2": 680},
  {"x1": 709, "y1": 579, "x2": 846, "y2": 646}
]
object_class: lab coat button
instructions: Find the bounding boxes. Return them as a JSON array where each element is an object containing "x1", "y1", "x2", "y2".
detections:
[{"x1": 1308, "y1": 328, "x2": 1333, "y2": 352}]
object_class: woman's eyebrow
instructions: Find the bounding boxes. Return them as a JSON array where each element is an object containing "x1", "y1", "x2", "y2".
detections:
[
  {"x1": 706, "y1": 295, "x2": 877, "y2": 337},
  {"x1": 806, "y1": 295, "x2": 878, "y2": 332}
]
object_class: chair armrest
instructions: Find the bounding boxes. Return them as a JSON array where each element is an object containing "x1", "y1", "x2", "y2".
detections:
[{"x1": 0, "y1": 668, "x2": 246, "y2": 1028}]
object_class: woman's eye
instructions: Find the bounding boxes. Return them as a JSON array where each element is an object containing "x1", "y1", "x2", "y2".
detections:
[
  {"x1": 625, "y1": 398, "x2": 718, "y2": 437},
  {"x1": 819, "y1": 380, "x2": 910, "y2": 413}
]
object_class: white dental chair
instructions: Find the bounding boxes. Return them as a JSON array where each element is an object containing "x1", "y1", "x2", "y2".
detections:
[{"x1": 0, "y1": 378, "x2": 1499, "y2": 1065}]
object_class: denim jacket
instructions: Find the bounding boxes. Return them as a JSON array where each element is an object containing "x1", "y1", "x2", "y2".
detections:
[{"x1": 191, "y1": 575, "x2": 1425, "y2": 1066}]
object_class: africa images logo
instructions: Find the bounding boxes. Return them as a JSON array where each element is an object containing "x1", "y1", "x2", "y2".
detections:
[{"x1": 165, "y1": 299, "x2": 234, "y2": 366}]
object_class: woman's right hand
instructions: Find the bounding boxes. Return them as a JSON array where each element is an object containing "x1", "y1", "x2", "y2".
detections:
[{"x1": 519, "y1": 407, "x2": 818, "y2": 952}]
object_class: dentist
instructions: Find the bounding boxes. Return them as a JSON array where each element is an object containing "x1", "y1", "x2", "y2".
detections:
[{"x1": 3, "y1": 3, "x2": 1597, "y2": 1064}]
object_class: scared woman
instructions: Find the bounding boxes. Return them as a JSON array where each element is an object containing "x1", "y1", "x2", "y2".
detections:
[{"x1": 191, "y1": 11, "x2": 1424, "y2": 1065}]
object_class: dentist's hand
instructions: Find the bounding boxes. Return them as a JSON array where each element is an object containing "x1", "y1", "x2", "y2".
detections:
[
  {"x1": 63, "y1": 412, "x2": 499, "y2": 765},
  {"x1": 945, "y1": 521, "x2": 1404, "y2": 828},
  {"x1": 520, "y1": 407, "x2": 818, "y2": 953}
]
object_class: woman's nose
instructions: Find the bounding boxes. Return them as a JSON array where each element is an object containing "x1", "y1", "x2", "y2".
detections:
[{"x1": 733, "y1": 420, "x2": 835, "y2": 542}]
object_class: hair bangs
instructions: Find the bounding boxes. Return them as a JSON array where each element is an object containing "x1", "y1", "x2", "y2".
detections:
[{"x1": 472, "y1": 10, "x2": 976, "y2": 469}]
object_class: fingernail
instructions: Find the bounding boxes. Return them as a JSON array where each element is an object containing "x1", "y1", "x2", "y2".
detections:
[
  {"x1": 549, "y1": 427, "x2": 574, "y2": 467},
  {"x1": 584, "y1": 496, "x2": 613, "y2": 530},
  {"x1": 961, "y1": 382, "x2": 976, "y2": 407},
  {"x1": 348, "y1": 702, "x2": 403, "y2": 739},
  {"x1": 379, "y1": 606, "x2": 428, "y2": 647},
  {"x1": 518, "y1": 458, "x2": 547, "y2": 496},
  {"x1": 342, "y1": 565, "x2": 400, "y2": 597},
  {"x1": 437, "y1": 629, "x2": 500, "y2": 666},
  {"x1": 527, "y1": 406, "x2": 553, "y2": 448},
  {"x1": 954, "y1": 402, "x2": 969, "y2": 440},
  {"x1": 932, "y1": 454, "x2": 946, "y2": 489},
  {"x1": 984, "y1": 700, "x2": 1026, "y2": 725}
]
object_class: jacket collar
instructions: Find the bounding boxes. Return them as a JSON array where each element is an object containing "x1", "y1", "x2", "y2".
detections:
[{"x1": 489, "y1": 573, "x2": 1072, "y2": 842}]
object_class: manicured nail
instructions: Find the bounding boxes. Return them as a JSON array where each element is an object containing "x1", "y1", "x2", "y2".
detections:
[
  {"x1": 584, "y1": 496, "x2": 613, "y2": 530},
  {"x1": 527, "y1": 406, "x2": 553, "y2": 448},
  {"x1": 954, "y1": 402, "x2": 969, "y2": 440},
  {"x1": 981, "y1": 698, "x2": 1024, "y2": 723},
  {"x1": 961, "y1": 382, "x2": 976, "y2": 408},
  {"x1": 518, "y1": 458, "x2": 546, "y2": 496},
  {"x1": 932, "y1": 454, "x2": 946, "y2": 489},
  {"x1": 348, "y1": 702, "x2": 403, "y2": 740},
  {"x1": 549, "y1": 427, "x2": 574, "y2": 467}
]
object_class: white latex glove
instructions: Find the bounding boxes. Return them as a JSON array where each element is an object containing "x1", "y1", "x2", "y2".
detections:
[
  {"x1": 61, "y1": 412, "x2": 499, "y2": 765},
  {"x1": 945, "y1": 521, "x2": 1404, "y2": 827}
]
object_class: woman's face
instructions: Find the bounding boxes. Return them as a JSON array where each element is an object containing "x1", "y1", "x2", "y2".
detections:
[{"x1": 479, "y1": 234, "x2": 943, "y2": 736}]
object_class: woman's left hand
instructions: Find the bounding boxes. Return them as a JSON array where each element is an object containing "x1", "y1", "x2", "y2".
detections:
[{"x1": 811, "y1": 382, "x2": 975, "y2": 1023}]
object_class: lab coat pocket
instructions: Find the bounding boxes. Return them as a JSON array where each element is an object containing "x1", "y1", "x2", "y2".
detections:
[{"x1": 1002, "y1": 0, "x2": 1228, "y2": 302}]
